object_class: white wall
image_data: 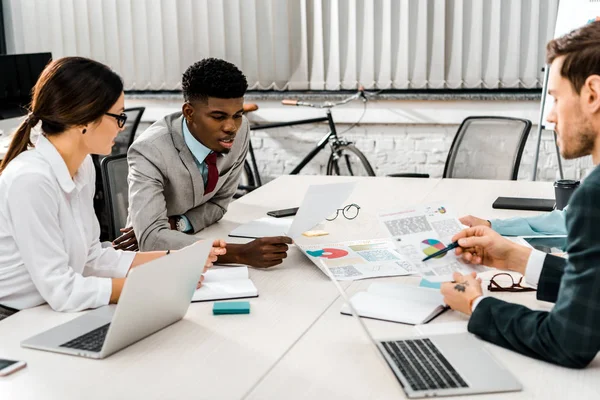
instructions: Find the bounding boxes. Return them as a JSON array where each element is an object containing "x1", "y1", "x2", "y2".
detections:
[{"x1": 129, "y1": 97, "x2": 591, "y2": 184}]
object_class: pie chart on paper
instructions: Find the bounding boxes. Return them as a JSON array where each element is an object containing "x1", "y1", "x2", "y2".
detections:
[
  {"x1": 420, "y1": 239, "x2": 447, "y2": 259},
  {"x1": 306, "y1": 248, "x2": 349, "y2": 259}
]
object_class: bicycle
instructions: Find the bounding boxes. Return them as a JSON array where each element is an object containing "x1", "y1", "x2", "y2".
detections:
[{"x1": 236, "y1": 88, "x2": 376, "y2": 197}]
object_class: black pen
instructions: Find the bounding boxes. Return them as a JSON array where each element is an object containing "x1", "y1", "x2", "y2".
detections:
[{"x1": 422, "y1": 241, "x2": 460, "y2": 262}]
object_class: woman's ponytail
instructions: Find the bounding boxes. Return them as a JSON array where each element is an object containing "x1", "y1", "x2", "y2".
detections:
[{"x1": 0, "y1": 114, "x2": 38, "y2": 174}]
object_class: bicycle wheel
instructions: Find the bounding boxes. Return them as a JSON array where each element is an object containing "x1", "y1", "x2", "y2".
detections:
[
  {"x1": 234, "y1": 160, "x2": 256, "y2": 198},
  {"x1": 326, "y1": 144, "x2": 376, "y2": 176}
]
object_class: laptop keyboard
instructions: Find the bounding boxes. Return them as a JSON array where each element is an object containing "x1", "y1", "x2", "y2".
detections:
[
  {"x1": 60, "y1": 323, "x2": 111, "y2": 353},
  {"x1": 382, "y1": 338, "x2": 469, "y2": 392}
]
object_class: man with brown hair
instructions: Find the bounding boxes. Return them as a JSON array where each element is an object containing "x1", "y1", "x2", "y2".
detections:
[{"x1": 439, "y1": 21, "x2": 600, "y2": 368}]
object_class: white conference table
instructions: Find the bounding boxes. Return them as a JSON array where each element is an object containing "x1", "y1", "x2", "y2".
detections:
[{"x1": 1, "y1": 176, "x2": 598, "y2": 400}]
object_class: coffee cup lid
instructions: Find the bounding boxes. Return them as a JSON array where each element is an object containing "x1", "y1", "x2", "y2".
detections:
[{"x1": 554, "y1": 179, "x2": 580, "y2": 188}]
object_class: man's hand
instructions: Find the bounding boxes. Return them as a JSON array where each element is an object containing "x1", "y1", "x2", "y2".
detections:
[
  {"x1": 197, "y1": 239, "x2": 227, "y2": 289},
  {"x1": 113, "y1": 227, "x2": 139, "y2": 251},
  {"x1": 237, "y1": 236, "x2": 293, "y2": 268},
  {"x1": 459, "y1": 215, "x2": 491, "y2": 228},
  {"x1": 440, "y1": 272, "x2": 483, "y2": 315},
  {"x1": 452, "y1": 226, "x2": 531, "y2": 274}
]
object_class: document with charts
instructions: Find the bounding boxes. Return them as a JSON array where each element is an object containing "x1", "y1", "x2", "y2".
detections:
[
  {"x1": 378, "y1": 203, "x2": 489, "y2": 282},
  {"x1": 298, "y1": 239, "x2": 416, "y2": 280}
]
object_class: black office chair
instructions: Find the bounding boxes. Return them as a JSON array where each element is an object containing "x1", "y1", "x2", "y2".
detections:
[
  {"x1": 389, "y1": 116, "x2": 532, "y2": 180},
  {"x1": 109, "y1": 107, "x2": 145, "y2": 156},
  {"x1": 100, "y1": 154, "x2": 129, "y2": 242},
  {"x1": 93, "y1": 107, "x2": 145, "y2": 240}
]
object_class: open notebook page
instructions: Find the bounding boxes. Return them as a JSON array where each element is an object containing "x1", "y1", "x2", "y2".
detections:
[{"x1": 192, "y1": 267, "x2": 258, "y2": 302}]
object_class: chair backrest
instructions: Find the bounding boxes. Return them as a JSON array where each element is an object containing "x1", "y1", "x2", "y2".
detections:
[
  {"x1": 100, "y1": 154, "x2": 129, "y2": 241},
  {"x1": 109, "y1": 107, "x2": 145, "y2": 156},
  {"x1": 443, "y1": 116, "x2": 532, "y2": 180}
]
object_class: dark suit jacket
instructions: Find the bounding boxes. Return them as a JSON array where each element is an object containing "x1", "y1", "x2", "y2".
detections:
[{"x1": 468, "y1": 167, "x2": 600, "y2": 368}]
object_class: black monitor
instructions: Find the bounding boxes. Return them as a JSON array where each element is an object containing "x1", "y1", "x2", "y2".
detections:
[{"x1": 0, "y1": 52, "x2": 52, "y2": 119}]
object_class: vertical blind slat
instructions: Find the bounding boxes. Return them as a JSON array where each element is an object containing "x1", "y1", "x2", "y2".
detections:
[{"x1": 3, "y1": 0, "x2": 559, "y2": 91}]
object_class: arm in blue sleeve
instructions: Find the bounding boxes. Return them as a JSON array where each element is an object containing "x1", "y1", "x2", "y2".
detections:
[{"x1": 490, "y1": 209, "x2": 567, "y2": 236}]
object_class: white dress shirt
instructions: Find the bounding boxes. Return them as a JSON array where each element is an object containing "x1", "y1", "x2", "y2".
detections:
[
  {"x1": 471, "y1": 249, "x2": 546, "y2": 312},
  {"x1": 0, "y1": 135, "x2": 135, "y2": 311}
]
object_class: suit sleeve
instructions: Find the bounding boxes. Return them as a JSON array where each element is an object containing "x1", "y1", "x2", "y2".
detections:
[
  {"x1": 184, "y1": 119, "x2": 250, "y2": 233},
  {"x1": 127, "y1": 140, "x2": 198, "y2": 251},
  {"x1": 536, "y1": 254, "x2": 567, "y2": 303},
  {"x1": 468, "y1": 183, "x2": 600, "y2": 368}
]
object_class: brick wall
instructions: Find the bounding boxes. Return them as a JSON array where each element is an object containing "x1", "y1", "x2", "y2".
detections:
[
  {"x1": 247, "y1": 123, "x2": 593, "y2": 183},
  {"x1": 132, "y1": 98, "x2": 592, "y2": 184}
]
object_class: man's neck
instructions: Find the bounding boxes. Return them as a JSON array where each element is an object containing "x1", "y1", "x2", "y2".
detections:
[
  {"x1": 592, "y1": 133, "x2": 600, "y2": 166},
  {"x1": 184, "y1": 119, "x2": 210, "y2": 150}
]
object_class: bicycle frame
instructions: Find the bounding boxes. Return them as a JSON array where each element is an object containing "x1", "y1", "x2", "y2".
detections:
[
  {"x1": 248, "y1": 113, "x2": 338, "y2": 184},
  {"x1": 246, "y1": 89, "x2": 367, "y2": 188}
]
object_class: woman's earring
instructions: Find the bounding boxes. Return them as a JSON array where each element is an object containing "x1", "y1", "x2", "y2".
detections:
[{"x1": 82, "y1": 128, "x2": 87, "y2": 134}]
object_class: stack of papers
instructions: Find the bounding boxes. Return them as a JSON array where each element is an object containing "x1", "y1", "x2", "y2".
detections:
[
  {"x1": 298, "y1": 238, "x2": 415, "y2": 280},
  {"x1": 340, "y1": 282, "x2": 448, "y2": 325},
  {"x1": 378, "y1": 203, "x2": 489, "y2": 282}
]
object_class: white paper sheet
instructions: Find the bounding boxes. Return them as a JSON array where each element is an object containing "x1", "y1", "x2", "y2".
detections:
[
  {"x1": 229, "y1": 217, "x2": 293, "y2": 239},
  {"x1": 298, "y1": 238, "x2": 415, "y2": 280},
  {"x1": 379, "y1": 202, "x2": 490, "y2": 282},
  {"x1": 286, "y1": 182, "x2": 357, "y2": 239}
]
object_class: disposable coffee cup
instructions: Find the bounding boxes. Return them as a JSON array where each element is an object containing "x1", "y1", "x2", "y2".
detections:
[{"x1": 554, "y1": 180, "x2": 580, "y2": 210}]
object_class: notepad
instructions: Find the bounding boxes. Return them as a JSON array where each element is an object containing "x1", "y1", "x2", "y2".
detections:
[
  {"x1": 192, "y1": 267, "x2": 258, "y2": 302},
  {"x1": 340, "y1": 282, "x2": 448, "y2": 325}
]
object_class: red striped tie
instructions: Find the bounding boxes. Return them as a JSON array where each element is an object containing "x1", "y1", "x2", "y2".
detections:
[{"x1": 204, "y1": 153, "x2": 219, "y2": 194}]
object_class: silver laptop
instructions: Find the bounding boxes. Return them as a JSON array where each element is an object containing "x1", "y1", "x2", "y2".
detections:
[
  {"x1": 319, "y1": 260, "x2": 522, "y2": 398},
  {"x1": 21, "y1": 241, "x2": 212, "y2": 359}
]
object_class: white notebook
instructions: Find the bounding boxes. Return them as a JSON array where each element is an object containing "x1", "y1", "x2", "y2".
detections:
[
  {"x1": 340, "y1": 282, "x2": 448, "y2": 325},
  {"x1": 192, "y1": 267, "x2": 258, "y2": 302}
]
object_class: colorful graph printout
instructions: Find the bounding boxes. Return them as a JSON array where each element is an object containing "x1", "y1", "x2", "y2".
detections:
[{"x1": 306, "y1": 248, "x2": 349, "y2": 259}]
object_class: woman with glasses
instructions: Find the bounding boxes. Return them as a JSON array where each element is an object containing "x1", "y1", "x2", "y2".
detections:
[{"x1": 0, "y1": 57, "x2": 224, "y2": 317}]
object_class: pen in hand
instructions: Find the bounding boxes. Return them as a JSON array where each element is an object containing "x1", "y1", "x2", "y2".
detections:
[{"x1": 422, "y1": 241, "x2": 460, "y2": 262}]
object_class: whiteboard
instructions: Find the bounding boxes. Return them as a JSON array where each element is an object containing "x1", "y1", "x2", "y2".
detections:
[{"x1": 540, "y1": 0, "x2": 600, "y2": 129}]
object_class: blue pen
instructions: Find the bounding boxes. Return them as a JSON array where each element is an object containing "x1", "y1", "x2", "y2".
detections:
[{"x1": 422, "y1": 241, "x2": 460, "y2": 262}]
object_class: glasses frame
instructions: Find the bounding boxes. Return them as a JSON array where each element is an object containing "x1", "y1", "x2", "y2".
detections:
[
  {"x1": 105, "y1": 112, "x2": 128, "y2": 129},
  {"x1": 488, "y1": 273, "x2": 536, "y2": 293},
  {"x1": 326, "y1": 203, "x2": 361, "y2": 221}
]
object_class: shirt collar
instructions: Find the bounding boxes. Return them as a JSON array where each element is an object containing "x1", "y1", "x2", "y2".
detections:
[
  {"x1": 182, "y1": 119, "x2": 212, "y2": 164},
  {"x1": 35, "y1": 135, "x2": 86, "y2": 194}
]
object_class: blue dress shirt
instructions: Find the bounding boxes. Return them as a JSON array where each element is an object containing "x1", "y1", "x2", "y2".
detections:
[{"x1": 178, "y1": 120, "x2": 213, "y2": 232}]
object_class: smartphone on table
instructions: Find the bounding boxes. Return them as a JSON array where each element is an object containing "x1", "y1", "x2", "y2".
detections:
[
  {"x1": 0, "y1": 358, "x2": 26, "y2": 376},
  {"x1": 266, "y1": 207, "x2": 299, "y2": 218}
]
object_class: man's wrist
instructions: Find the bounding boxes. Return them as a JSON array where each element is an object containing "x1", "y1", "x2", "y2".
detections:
[
  {"x1": 219, "y1": 243, "x2": 244, "y2": 264},
  {"x1": 507, "y1": 244, "x2": 532, "y2": 275}
]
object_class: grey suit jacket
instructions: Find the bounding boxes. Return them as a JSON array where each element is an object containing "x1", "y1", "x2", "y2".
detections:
[{"x1": 127, "y1": 112, "x2": 249, "y2": 251}]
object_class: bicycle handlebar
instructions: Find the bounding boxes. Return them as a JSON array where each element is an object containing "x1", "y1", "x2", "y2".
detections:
[{"x1": 281, "y1": 87, "x2": 370, "y2": 109}]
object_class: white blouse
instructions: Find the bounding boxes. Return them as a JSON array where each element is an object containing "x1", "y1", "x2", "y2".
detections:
[{"x1": 0, "y1": 135, "x2": 135, "y2": 311}]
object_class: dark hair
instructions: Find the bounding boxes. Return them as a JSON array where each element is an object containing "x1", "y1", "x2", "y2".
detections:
[
  {"x1": 546, "y1": 20, "x2": 600, "y2": 94},
  {"x1": 182, "y1": 58, "x2": 248, "y2": 102},
  {"x1": 0, "y1": 57, "x2": 123, "y2": 173}
]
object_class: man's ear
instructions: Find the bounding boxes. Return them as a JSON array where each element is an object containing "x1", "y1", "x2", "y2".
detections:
[
  {"x1": 584, "y1": 75, "x2": 600, "y2": 114},
  {"x1": 182, "y1": 102, "x2": 195, "y2": 122}
]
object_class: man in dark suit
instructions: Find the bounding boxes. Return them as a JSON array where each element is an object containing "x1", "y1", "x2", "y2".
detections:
[{"x1": 441, "y1": 21, "x2": 600, "y2": 368}]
